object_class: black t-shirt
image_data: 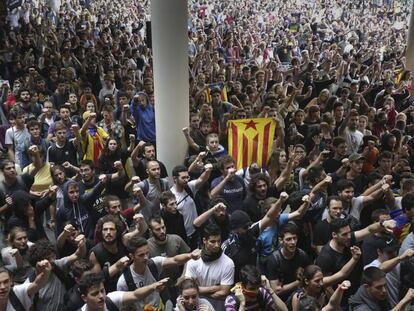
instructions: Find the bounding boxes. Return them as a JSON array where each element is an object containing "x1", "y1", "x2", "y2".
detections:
[
  {"x1": 265, "y1": 248, "x2": 310, "y2": 301},
  {"x1": 0, "y1": 174, "x2": 34, "y2": 219},
  {"x1": 223, "y1": 222, "x2": 261, "y2": 282},
  {"x1": 90, "y1": 242, "x2": 127, "y2": 292},
  {"x1": 350, "y1": 174, "x2": 369, "y2": 197},
  {"x1": 47, "y1": 139, "x2": 78, "y2": 177},
  {"x1": 134, "y1": 158, "x2": 168, "y2": 180},
  {"x1": 323, "y1": 157, "x2": 342, "y2": 174},
  {"x1": 275, "y1": 45, "x2": 291, "y2": 63},
  {"x1": 313, "y1": 216, "x2": 360, "y2": 247},
  {"x1": 98, "y1": 151, "x2": 130, "y2": 199},
  {"x1": 361, "y1": 234, "x2": 386, "y2": 266},
  {"x1": 242, "y1": 186, "x2": 280, "y2": 223},
  {"x1": 313, "y1": 219, "x2": 332, "y2": 247},
  {"x1": 242, "y1": 195, "x2": 260, "y2": 223},
  {"x1": 161, "y1": 209, "x2": 188, "y2": 244},
  {"x1": 315, "y1": 234, "x2": 362, "y2": 304}
]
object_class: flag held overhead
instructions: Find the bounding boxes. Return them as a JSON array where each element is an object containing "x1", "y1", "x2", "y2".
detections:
[{"x1": 228, "y1": 118, "x2": 276, "y2": 170}]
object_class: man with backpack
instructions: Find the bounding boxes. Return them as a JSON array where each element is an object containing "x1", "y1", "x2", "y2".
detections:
[
  {"x1": 79, "y1": 272, "x2": 169, "y2": 311},
  {"x1": 131, "y1": 160, "x2": 170, "y2": 221},
  {"x1": 117, "y1": 236, "x2": 201, "y2": 310},
  {"x1": 171, "y1": 164, "x2": 212, "y2": 250},
  {"x1": 89, "y1": 215, "x2": 131, "y2": 292}
]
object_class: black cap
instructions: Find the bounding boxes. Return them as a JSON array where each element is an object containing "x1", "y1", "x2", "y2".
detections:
[
  {"x1": 374, "y1": 235, "x2": 399, "y2": 252},
  {"x1": 230, "y1": 210, "x2": 252, "y2": 230}
]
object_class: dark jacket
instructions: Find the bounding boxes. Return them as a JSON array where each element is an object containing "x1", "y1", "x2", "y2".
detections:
[
  {"x1": 348, "y1": 285, "x2": 390, "y2": 311},
  {"x1": 7, "y1": 190, "x2": 54, "y2": 241},
  {"x1": 56, "y1": 180, "x2": 105, "y2": 240}
]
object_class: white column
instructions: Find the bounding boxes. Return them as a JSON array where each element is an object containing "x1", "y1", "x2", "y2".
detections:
[
  {"x1": 151, "y1": 0, "x2": 189, "y2": 176},
  {"x1": 406, "y1": 1, "x2": 414, "y2": 71}
]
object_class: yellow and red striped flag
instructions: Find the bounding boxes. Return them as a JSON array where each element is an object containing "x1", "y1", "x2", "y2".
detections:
[{"x1": 228, "y1": 118, "x2": 277, "y2": 170}]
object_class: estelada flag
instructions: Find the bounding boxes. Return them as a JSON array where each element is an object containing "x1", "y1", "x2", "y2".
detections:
[
  {"x1": 206, "y1": 82, "x2": 228, "y2": 103},
  {"x1": 228, "y1": 118, "x2": 276, "y2": 170}
]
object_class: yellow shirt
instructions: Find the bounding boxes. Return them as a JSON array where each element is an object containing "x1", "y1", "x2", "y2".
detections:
[
  {"x1": 81, "y1": 127, "x2": 109, "y2": 166},
  {"x1": 22, "y1": 163, "x2": 53, "y2": 193}
]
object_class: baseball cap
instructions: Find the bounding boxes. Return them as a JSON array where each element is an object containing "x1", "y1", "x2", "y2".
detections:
[
  {"x1": 82, "y1": 110, "x2": 91, "y2": 120},
  {"x1": 230, "y1": 210, "x2": 252, "y2": 230},
  {"x1": 374, "y1": 235, "x2": 399, "y2": 252},
  {"x1": 349, "y1": 153, "x2": 365, "y2": 162}
]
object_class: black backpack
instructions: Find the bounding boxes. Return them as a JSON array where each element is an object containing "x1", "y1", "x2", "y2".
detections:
[
  {"x1": 123, "y1": 259, "x2": 159, "y2": 291},
  {"x1": 8, "y1": 289, "x2": 26, "y2": 311},
  {"x1": 105, "y1": 297, "x2": 119, "y2": 311},
  {"x1": 141, "y1": 179, "x2": 169, "y2": 197},
  {"x1": 123, "y1": 260, "x2": 170, "y2": 303}
]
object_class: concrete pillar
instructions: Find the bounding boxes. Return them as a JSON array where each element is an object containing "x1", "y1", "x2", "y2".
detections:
[
  {"x1": 151, "y1": 0, "x2": 189, "y2": 176},
  {"x1": 406, "y1": 1, "x2": 414, "y2": 71}
]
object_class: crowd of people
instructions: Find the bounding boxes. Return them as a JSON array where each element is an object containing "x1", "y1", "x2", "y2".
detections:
[{"x1": 1, "y1": 0, "x2": 414, "y2": 310}]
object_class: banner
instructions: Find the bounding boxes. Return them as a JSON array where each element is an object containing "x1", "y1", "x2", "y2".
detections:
[{"x1": 228, "y1": 118, "x2": 276, "y2": 170}]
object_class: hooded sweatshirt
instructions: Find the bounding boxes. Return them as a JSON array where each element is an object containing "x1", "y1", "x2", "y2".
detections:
[
  {"x1": 348, "y1": 285, "x2": 389, "y2": 311},
  {"x1": 56, "y1": 179, "x2": 106, "y2": 240}
]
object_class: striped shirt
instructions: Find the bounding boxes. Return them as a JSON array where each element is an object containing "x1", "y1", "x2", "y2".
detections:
[{"x1": 224, "y1": 287, "x2": 274, "y2": 311}]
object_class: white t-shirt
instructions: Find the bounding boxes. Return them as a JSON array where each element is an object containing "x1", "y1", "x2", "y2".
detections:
[
  {"x1": 171, "y1": 180, "x2": 199, "y2": 237},
  {"x1": 5, "y1": 126, "x2": 30, "y2": 167},
  {"x1": 322, "y1": 196, "x2": 364, "y2": 221},
  {"x1": 6, "y1": 283, "x2": 32, "y2": 311},
  {"x1": 81, "y1": 291, "x2": 124, "y2": 311},
  {"x1": 395, "y1": 196, "x2": 402, "y2": 211},
  {"x1": 117, "y1": 256, "x2": 164, "y2": 310},
  {"x1": 185, "y1": 253, "x2": 235, "y2": 311},
  {"x1": 344, "y1": 128, "x2": 363, "y2": 155}
]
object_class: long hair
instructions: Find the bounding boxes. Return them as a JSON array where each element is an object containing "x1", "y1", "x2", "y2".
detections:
[
  {"x1": 102, "y1": 137, "x2": 121, "y2": 158},
  {"x1": 267, "y1": 148, "x2": 284, "y2": 183}
]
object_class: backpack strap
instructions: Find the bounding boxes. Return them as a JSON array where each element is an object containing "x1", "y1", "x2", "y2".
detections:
[
  {"x1": 8, "y1": 288, "x2": 26, "y2": 311},
  {"x1": 176, "y1": 184, "x2": 196, "y2": 206},
  {"x1": 29, "y1": 271, "x2": 39, "y2": 308},
  {"x1": 91, "y1": 244, "x2": 107, "y2": 269},
  {"x1": 141, "y1": 179, "x2": 150, "y2": 197},
  {"x1": 105, "y1": 297, "x2": 119, "y2": 311},
  {"x1": 148, "y1": 259, "x2": 159, "y2": 281},
  {"x1": 52, "y1": 263, "x2": 73, "y2": 290},
  {"x1": 123, "y1": 266, "x2": 137, "y2": 291},
  {"x1": 160, "y1": 179, "x2": 169, "y2": 193},
  {"x1": 183, "y1": 185, "x2": 195, "y2": 201},
  {"x1": 123, "y1": 259, "x2": 158, "y2": 291}
]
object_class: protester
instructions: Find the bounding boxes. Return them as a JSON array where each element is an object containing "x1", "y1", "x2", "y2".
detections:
[{"x1": 0, "y1": 0, "x2": 414, "y2": 309}]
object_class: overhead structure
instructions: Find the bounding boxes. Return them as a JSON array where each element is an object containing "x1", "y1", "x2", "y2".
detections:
[{"x1": 151, "y1": 0, "x2": 190, "y2": 175}]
